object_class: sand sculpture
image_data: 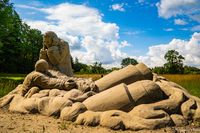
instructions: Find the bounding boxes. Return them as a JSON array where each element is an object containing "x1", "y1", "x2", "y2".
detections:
[
  {"x1": 1, "y1": 31, "x2": 200, "y2": 131},
  {"x1": 40, "y1": 31, "x2": 73, "y2": 76}
]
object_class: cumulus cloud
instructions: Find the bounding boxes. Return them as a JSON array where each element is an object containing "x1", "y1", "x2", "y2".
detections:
[
  {"x1": 190, "y1": 14, "x2": 200, "y2": 23},
  {"x1": 19, "y1": 3, "x2": 129, "y2": 67},
  {"x1": 137, "y1": 32, "x2": 200, "y2": 68},
  {"x1": 16, "y1": 4, "x2": 40, "y2": 10},
  {"x1": 156, "y1": 0, "x2": 200, "y2": 19},
  {"x1": 191, "y1": 25, "x2": 200, "y2": 31},
  {"x1": 110, "y1": 3, "x2": 126, "y2": 12},
  {"x1": 120, "y1": 41, "x2": 131, "y2": 48},
  {"x1": 174, "y1": 19, "x2": 188, "y2": 25},
  {"x1": 157, "y1": 0, "x2": 200, "y2": 30}
]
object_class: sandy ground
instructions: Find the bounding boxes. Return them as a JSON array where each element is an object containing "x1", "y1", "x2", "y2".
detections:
[{"x1": 0, "y1": 108, "x2": 200, "y2": 133}]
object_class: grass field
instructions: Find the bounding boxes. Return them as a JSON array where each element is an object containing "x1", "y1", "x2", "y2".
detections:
[
  {"x1": 161, "y1": 74, "x2": 200, "y2": 97},
  {"x1": 0, "y1": 73, "x2": 199, "y2": 98}
]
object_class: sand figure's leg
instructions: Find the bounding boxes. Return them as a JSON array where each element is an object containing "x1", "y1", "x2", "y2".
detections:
[
  {"x1": 95, "y1": 63, "x2": 153, "y2": 92},
  {"x1": 83, "y1": 80, "x2": 164, "y2": 112}
]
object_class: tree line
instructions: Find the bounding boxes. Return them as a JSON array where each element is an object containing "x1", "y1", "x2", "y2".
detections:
[
  {"x1": 152, "y1": 50, "x2": 200, "y2": 74},
  {"x1": 72, "y1": 58, "x2": 108, "y2": 74},
  {"x1": 0, "y1": 0, "x2": 43, "y2": 73},
  {"x1": 1, "y1": 0, "x2": 199, "y2": 74},
  {"x1": 120, "y1": 50, "x2": 200, "y2": 74}
]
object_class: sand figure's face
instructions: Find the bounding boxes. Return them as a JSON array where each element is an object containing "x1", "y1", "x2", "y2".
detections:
[
  {"x1": 43, "y1": 35, "x2": 53, "y2": 48},
  {"x1": 43, "y1": 31, "x2": 59, "y2": 48}
]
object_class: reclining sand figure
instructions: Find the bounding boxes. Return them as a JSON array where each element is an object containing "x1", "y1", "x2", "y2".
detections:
[
  {"x1": 20, "y1": 59, "x2": 77, "y2": 97},
  {"x1": 22, "y1": 59, "x2": 98, "y2": 98},
  {"x1": 0, "y1": 58, "x2": 98, "y2": 105}
]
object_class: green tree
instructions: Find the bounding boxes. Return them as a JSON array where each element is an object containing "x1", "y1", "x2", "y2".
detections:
[
  {"x1": 164, "y1": 50, "x2": 185, "y2": 74},
  {"x1": 73, "y1": 58, "x2": 88, "y2": 73},
  {"x1": 0, "y1": 0, "x2": 23, "y2": 72},
  {"x1": 72, "y1": 58, "x2": 108, "y2": 74},
  {"x1": 0, "y1": 0, "x2": 43, "y2": 73},
  {"x1": 19, "y1": 23, "x2": 43, "y2": 73},
  {"x1": 90, "y1": 62, "x2": 106, "y2": 74},
  {"x1": 152, "y1": 66, "x2": 165, "y2": 74},
  {"x1": 121, "y1": 57, "x2": 138, "y2": 68},
  {"x1": 184, "y1": 66, "x2": 200, "y2": 74}
]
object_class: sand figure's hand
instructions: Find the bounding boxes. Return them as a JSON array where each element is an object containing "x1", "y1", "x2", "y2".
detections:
[
  {"x1": 40, "y1": 48, "x2": 47, "y2": 53},
  {"x1": 39, "y1": 49, "x2": 48, "y2": 60},
  {"x1": 24, "y1": 87, "x2": 40, "y2": 98},
  {"x1": 90, "y1": 83, "x2": 99, "y2": 92},
  {"x1": 64, "y1": 80, "x2": 77, "y2": 91},
  {"x1": 69, "y1": 91, "x2": 96, "y2": 102},
  {"x1": 67, "y1": 79, "x2": 75, "y2": 82}
]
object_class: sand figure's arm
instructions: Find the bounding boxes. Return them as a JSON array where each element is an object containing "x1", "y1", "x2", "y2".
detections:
[
  {"x1": 47, "y1": 43, "x2": 68, "y2": 66},
  {"x1": 34, "y1": 75, "x2": 77, "y2": 91},
  {"x1": 46, "y1": 46, "x2": 61, "y2": 66}
]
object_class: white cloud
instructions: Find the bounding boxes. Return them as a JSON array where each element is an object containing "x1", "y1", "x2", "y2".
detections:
[
  {"x1": 16, "y1": 4, "x2": 40, "y2": 10},
  {"x1": 163, "y1": 28, "x2": 174, "y2": 32},
  {"x1": 190, "y1": 14, "x2": 200, "y2": 23},
  {"x1": 120, "y1": 41, "x2": 131, "y2": 48},
  {"x1": 192, "y1": 25, "x2": 200, "y2": 31},
  {"x1": 110, "y1": 3, "x2": 126, "y2": 12},
  {"x1": 180, "y1": 28, "x2": 189, "y2": 31},
  {"x1": 156, "y1": 0, "x2": 200, "y2": 19},
  {"x1": 174, "y1": 19, "x2": 188, "y2": 25},
  {"x1": 19, "y1": 3, "x2": 129, "y2": 67},
  {"x1": 137, "y1": 32, "x2": 200, "y2": 68},
  {"x1": 157, "y1": 0, "x2": 200, "y2": 31}
]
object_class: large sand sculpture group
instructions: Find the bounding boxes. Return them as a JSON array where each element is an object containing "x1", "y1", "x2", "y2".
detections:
[{"x1": 1, "y1": 31, "x2": 200, "y2": 131}]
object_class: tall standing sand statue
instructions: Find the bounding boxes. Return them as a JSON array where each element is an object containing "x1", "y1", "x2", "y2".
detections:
[
  {"x1": 1, "y1": 31, "x2": 200, "y2": 131},
  {"x1": 40, "y1": 31, "x2": 73, "y2": 76}
]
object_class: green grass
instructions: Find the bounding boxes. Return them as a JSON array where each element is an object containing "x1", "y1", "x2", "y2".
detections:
[
  {"x1": 1, "y1": 77, "x2": 25, "y2": 80},
  {"x1": 0, "y1": 73, "x2": 199, "y2": 98},
  {"x1": 0, "y1": 73, "x2": 26, "y2": 77},
  {"x1": 0, "y1": 73, "x2": 26, "y2": 97},
  {"x1": 0, "y1": 74, "x2": 25, "y2": 97},
  {"x1": 161, "y1": 74, "x2": 200, "y2": 98},
  {"x1": 0, "y1": 78, "x2": 23, "y2": 97}
]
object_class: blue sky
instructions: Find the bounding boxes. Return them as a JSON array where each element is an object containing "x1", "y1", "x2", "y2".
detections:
[{"x1": 11, "y1": 0, "x2": 200, "y2": 68}]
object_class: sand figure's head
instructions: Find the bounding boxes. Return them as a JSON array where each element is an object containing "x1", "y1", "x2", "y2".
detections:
[
  {"x1": 43, "y1": 31, "x2": 59, "y2": 48},
  {"x1": 35, "y1": 59, "x2": 49, "y2": 73}
]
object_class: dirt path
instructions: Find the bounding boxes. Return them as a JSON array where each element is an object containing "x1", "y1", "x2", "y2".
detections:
[{"x1": 0, "y1": 108, "x2": 199, "y2": 133}]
